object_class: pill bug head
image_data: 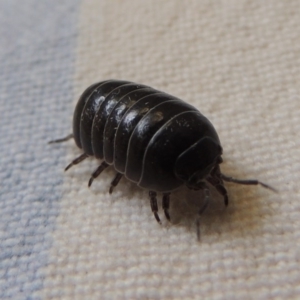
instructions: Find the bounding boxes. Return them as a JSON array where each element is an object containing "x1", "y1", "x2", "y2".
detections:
[{"x1": 174, "y1": 137, "x2": 223, "y2": 190}]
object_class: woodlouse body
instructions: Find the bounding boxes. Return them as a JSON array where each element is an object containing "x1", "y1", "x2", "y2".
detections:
[
  {"x1": 50, "y1": 79, "x2": 275, "y2": 238},
  {"x1": 74, "y1": 79, "x2": 221, "y2": 192}
]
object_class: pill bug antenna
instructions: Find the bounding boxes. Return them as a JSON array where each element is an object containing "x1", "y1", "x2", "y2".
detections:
[
  {"x1": 48, "y1": 134, "x2": 73, "y2": 144},
  {"x1": 196, "y1": 184, "x2": 210, "y2": 241},
  {"x1": 220, "y1": 174, "x2": 278, "y2": 193}
]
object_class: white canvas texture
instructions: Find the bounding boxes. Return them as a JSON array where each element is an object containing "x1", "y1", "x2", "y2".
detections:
[
  {"x1": 42, "y1": 1, "x2": 300, "y2": 299},
  {"x1": 1, "y1": 0, "x2": 300, "y2": 299}
]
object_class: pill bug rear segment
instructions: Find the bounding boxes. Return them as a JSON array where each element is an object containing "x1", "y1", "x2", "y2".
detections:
[{"x1": 50, "y1": 79, "x2": 276, "y2": 239}]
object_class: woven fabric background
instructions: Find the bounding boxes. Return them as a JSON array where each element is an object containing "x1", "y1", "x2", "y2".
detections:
[{"x1": 1, "y1": 0, "x2": 300, "y2": 299}]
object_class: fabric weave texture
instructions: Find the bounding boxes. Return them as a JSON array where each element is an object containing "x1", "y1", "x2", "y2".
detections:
[{"x1": 0, "y1": 1, "x2": 299, "y2": 299}]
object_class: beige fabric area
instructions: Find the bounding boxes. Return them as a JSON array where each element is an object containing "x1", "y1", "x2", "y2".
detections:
[{"x1": 39, "y1": 1, "x2": 300, "y2": 299}]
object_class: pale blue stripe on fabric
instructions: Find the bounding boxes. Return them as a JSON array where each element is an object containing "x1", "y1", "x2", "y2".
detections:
[{"x1": 0, "y1": 1, "x2": 80, "y2": 299}]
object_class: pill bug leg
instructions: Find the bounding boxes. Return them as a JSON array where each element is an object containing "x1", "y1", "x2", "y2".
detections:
[
  {"x1": 149, "y1": 191, "x2": 161, "y2": 224},
  {"x1": 206, "y1": 176, "x2": 229, "y2": 206},
  {"x1": 214, "y1": 184, "x2": 229, "y2": 206},
  {"x1": 109, "y1": 173, "x2": 123, "y2": 194},
  {"x1": 88, "y1": 162, "x2": 109, "y2": 187},
  {"x1": 207, "y1": 164, "x2": 229, "y2": 206},
  {"x1": 48, "y1": 134, "x2": 74, "y2": 144},
  {"x1": 65, "y1": 153, "x2": 89, "y2": 171},
  {"x1": 162, "y1": 193, "x2": 171, "y2": 221},
  {"x1": 48, "y1": 134, "x2": 89, "y2": 172},
  {"x1": 195, "y1": 183, "x2": 210, "y2": 240}
]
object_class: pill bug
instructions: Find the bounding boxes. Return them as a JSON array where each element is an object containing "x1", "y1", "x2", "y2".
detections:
[{"x1": 50, "y1": 79, "x2": 275, "y2": 238}]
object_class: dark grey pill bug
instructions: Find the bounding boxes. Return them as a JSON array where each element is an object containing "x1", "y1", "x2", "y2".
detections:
[{"x1": 50, "y1": 79, "x2": 276, "y2": 239}]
